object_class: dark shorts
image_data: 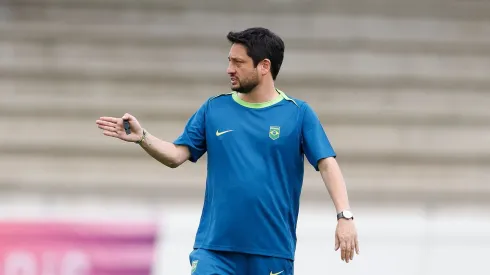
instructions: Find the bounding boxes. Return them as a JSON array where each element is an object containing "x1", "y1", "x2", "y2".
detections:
[{"x1": 189, "y1": 248, "x2": 294, "y2": 275}]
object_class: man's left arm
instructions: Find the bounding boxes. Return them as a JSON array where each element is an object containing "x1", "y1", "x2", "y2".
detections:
[
  {"x1": 318, "y1": 157, "x2": 359, "y2": 263},
  {"x1": 300, "y1": 102, "x2": 359, "y2": 263}
]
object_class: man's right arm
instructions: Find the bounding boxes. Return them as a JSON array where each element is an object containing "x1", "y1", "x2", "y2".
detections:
[
  {"x1": 138, "y1": 130, "x2": 191, "y2": 168},
  {"x1": 138, "y1": 98, "x2": 209, "y2": 168},
  {"x1": 97, "y1": 100, "x2": 208, "y2": 169}
]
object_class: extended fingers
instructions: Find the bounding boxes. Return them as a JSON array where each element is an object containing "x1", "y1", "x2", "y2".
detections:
[
  {"x1": 335, "y1": 235, "x2": 340, "y2": 251},
  {"x1": 338, "y1": 233, "x2": 359, "y2": 263},
  {"x1": 341, "y1": 241, "x2": 347, "y2": 262},
  {"x1": 103, "y1": 130, "x2": 118, "y2": 137},
  {"x1": 355, "y1": 237, "x2": 360, "y2": 255},
  {"x1": 98, "y1": 124, "x2": 117, "y2": 132},
  {"x1": 96, "y1": 119, "x2": 116, "y2": 127},
  {"x1": 345, "y1": 241, "x2": 352, "y2": 263},
  {"x1": 99, "y1": 116, "x2": 119, "y2": 123},
  {"x1": 96, "y1": 117, "x2": 122, "y2": 136},
  {"x1": 349, "y1": 239, "x2": 355, "y2": 261}
]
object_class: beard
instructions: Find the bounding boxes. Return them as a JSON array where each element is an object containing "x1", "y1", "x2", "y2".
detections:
[{"x1": 231, "y1": 72, "x2": 259, "y2": 94}]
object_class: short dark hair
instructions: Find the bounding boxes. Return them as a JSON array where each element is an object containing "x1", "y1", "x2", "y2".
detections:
[{"x1": 227, "y1": 27, "x2": 285, "y2": 80}]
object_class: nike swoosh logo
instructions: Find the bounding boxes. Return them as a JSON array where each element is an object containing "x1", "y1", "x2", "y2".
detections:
[
  {"x1": 270, "y1": 271, "x2": 284, "y2": 275},
  {"x1": 216, "y1": 130, "x2": 233, "y2": 136}
]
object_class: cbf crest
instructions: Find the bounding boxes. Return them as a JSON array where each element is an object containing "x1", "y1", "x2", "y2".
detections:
[
  {"x1": 269, "y1": 126, "x2": 280, "y2": 140},
  {"x1": 191, "y1": 260, "x2": 198, "y2": 273}
]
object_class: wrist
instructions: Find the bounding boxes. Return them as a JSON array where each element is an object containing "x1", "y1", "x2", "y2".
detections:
[{"x1": 135, "y1": 129, "x2": 147, "y2": 145}]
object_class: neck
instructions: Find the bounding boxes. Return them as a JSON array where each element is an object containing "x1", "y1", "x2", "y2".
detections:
[{"x1": 237, "y1": 79, "x2": 278, "y2": 103}]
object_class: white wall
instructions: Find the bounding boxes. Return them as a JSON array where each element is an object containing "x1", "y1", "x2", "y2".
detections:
[{"x1": 0, "y1": 195, "x2": 489, "y2": 275}]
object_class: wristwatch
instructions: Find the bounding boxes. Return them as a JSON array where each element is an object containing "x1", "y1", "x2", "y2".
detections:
[{"x1": 337, "y1": 210, "x2": 354, "y2": 220}]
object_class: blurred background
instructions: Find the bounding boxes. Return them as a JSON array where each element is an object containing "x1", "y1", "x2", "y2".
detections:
[{"x1": 1, "y1": 0, "x2": 490, "y2": 274}]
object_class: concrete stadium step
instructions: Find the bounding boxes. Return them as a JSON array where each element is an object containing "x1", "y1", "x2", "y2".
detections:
[
  {"x1": 1, "y1": 13, "x2": 490, "y2": 45},
  {"x1": 2, "y1": 117, "x2": 490, "y2": 162},
  {"x1": 4, "y1": 0, "x2": 490, "y2": 20},
  {"x1": 1, "y1": 42, "x2": 489, "y2": 82},
  {"x1": 3, "y1": 68, "x2": 489, "y2": 94},
  {"x1": 2, "y1": 20, "x2": 489, "y2": 57},
  {"x1": 1, "y1": 155, "x2": 488, "y2": 200},
  {"x1": 2, "y1": 33, "x2": 490, "y2": 58},
  {"x1": 2, "y1": 84, "x2": 490, "y2": 125}
]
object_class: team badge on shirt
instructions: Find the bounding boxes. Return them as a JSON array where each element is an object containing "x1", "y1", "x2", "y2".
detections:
[
  {"x1": 269, "y1": 126, "x2": 281, "y2": 140},
  {"x1": 191, "y1": 260, "x2": 198, "y2": 273}
]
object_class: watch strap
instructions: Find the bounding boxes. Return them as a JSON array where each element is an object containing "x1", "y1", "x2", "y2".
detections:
[{"x1": 337, "y1": 211, "x2": 354, "y2": 220}]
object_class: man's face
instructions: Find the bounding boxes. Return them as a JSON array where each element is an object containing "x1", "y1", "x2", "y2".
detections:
[{"x1": 226, "y1": 43, "x2": 259, "y2": 94}]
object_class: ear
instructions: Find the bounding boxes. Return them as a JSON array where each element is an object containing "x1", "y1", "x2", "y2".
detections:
[{"x1": 259, "y1": 59, "x2": 271, "y2": 76}]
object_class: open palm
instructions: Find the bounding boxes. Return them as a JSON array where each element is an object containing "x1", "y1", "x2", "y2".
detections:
[{"x1": 96, "y1": 113, "x2": 143, "y2": 142}]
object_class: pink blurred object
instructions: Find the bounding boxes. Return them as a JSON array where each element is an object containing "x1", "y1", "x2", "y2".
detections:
[{"x1": 0, "y1": 221, "x2": 159, "y2": 275}]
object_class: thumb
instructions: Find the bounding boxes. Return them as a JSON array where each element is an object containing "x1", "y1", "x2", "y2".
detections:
[
  {"x1": 335, "y1": 235, "x2": 340, "y2": 251},
  {"x1": 122, "y1": 113, "x2": 132, "y2": 120}
]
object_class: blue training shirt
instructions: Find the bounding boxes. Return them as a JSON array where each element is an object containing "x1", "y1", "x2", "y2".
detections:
[{"x1": 173, "y1": 89, "x2": 336, "y2": 260}]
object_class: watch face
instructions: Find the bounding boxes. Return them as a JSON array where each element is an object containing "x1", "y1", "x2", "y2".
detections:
[{"x1": 343, "y1": 211, "x2": 353, "y2": 219}]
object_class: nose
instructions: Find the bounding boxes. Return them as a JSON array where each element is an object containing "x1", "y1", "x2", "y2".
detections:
[{"x1": 227, "y1": 63, "x2": 236, "y2": 75}]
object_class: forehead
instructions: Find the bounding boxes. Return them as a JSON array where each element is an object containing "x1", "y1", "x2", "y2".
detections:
[{"x1": 228, "y1": 43, "x2": 250, "y2": 60}]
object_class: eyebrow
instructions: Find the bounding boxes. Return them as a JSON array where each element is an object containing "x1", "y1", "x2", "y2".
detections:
[{"x1": 228, "y1": 56, "x2": 244, "y2": 62}]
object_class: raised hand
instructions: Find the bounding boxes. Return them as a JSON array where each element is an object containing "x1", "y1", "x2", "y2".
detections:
[{"x1": 96, "y1": 113, "x2": 143, "y2": 143}]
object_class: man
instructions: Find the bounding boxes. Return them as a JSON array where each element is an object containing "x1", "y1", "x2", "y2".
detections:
[{"x1": 96, "y1": 27, "x2": 359, "y2": 274}]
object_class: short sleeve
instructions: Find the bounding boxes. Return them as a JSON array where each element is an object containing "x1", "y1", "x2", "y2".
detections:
[
  {"x1": 301, "y1": 103, "x2": 336, "y2": 171},
  {"x1": 173, "y1": 100, "x2": 208, "y2": 163}
]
